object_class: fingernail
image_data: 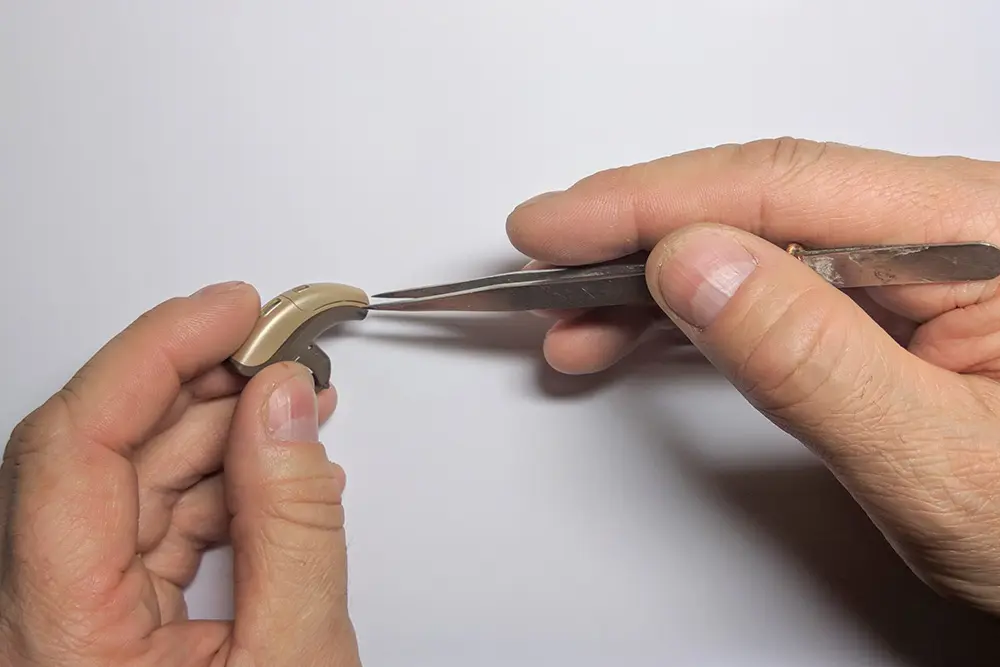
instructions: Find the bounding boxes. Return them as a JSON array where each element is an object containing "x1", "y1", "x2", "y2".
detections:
[
  {"x1": 513, "y1": 190, "x2": 560, "y2": 210},
  {"x1": 266, "y1": 367, "x2": 319, "y2": 442},
  {"x1": 654, "y1": 233, "x2": 757, "y2": 328},
  {"x1": 191, "y1": 281, "x2": 244, "y2": 297}
]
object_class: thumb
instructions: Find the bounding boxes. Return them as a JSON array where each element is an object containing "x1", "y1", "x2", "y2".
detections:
[
  {"x1": 224, "y1": 362, "x2": 361, "y2": 666},
  {"x1": 645, "y1": 223, "x2": 936, "y2": 464}
]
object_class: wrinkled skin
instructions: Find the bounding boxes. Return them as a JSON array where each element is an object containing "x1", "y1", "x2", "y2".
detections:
[
  {"x1": 5, "y1": 137, "x2": 1000, "y2": 666},
  {"x1": 505, "y1": 138, "x2": 1000, "y2": 614},
  {"x1": 0, "y1": 283, "x2": 361, "y2": 666}
]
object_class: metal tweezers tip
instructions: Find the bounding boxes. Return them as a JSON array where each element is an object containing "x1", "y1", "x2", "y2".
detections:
[{"x1": 365, "y1": 300, "x2": 410, "y2": 311}]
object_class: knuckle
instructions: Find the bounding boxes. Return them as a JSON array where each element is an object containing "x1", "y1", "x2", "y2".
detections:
[
  {"x1": 734, "y1": 287, "x2": 822, "y2": 394},
  {"x1": 739, "y1": 136, "x2": 831, "y2": 176},
  {"x1": 730, "y1": 286, "x2": 923, "y2": 474},
  {"x1": 948, "y1": 175, "x2": 1000, "y2": 242},
  {"x1": 740, "y1": 137, "x2": 835, "y2": 199},
  {"x1": 731, "y1": 137, "x2": 834, "y2": 236},
  {"x1": 5, "y1": 399, "x2": 71, "y2": 462},
  {"x1": 255, "y1": 463, "x2": 348, "y2": 542},
  {"x1": 733, "y1": 286, "x2": 861, "y2": 421}
]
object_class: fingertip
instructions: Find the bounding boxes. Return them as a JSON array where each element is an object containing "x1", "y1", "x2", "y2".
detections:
[
  {"x1": 224, "y1": 360, "x2": 359, "y2": 663},
  {"x1": 512, "y1": 190, "x2": 564, "y2": 211},
  {"x1": 239, "y1": 360, "x2": 306, "y2": 405},
  {"x1": 542, "y1": 322, "x2": 592, "y2": 375},
  {"x1": 48, "y1": 280, "x2": 266, "y2": 455},
  {"x1": 187, "y1": 365, "x2": 249, "y2": 400},
  {"x1": 190, "y1": 280, "x2": 261, "y2": 309},
  {"x1": 645, "y1": 223, "x2": 762, "y2": 329},
  {"x1": 328, "y1": 459, "x2": 348, "y2": 492},
  {"x1": 506, "y1": 191, "x2": 563, "y2": 240},
  {"x1": 505, "y1": 198, "x2": 547, "y2": 258},
  {"x1": 542, "y1": 307, "x2": 653, "y2": 374},
  {"x1": 235, "y1": 363, "x2": 337, "y2": 432},
  {"x1": 506, "y1": 188, "x2": 625, "y2": 265}
]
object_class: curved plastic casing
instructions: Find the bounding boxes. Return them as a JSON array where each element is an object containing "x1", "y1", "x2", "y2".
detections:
[{"x1": 228, "y1": 283, "x2": 369, "y2": 390}]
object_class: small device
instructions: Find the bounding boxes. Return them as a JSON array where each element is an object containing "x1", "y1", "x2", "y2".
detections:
[{"x1": 228, "y1": 283, "x2": 370, "y2": 390}]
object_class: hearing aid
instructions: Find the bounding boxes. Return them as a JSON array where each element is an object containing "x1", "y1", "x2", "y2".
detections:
[{"x1": 228, "y1": 283, "x2": 369, "y2": 390}]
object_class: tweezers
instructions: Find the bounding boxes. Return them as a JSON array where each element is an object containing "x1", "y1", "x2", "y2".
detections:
[
  {"x1": 366, "y1": 241, "x2": 1000, "y2": 312},
  {"x1": 228, "y1": 241, "x2": 1000, "y2": 389}
]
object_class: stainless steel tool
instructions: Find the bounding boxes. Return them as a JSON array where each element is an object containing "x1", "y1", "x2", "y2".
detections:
[
  {"x1": 229, "y1": 241, "x2": 1000, "y2": 388},
  {"x1": 366, "y1": 242, "x2": 1000, "y2": 312}
]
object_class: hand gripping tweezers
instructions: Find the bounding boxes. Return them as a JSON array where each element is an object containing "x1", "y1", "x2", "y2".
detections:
[{"x1": 228, "y1": 241, "x2": 1000, "y2": 390}]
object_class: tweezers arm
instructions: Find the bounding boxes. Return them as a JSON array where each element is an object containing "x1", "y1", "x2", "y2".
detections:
[
  {"x1": 366, "y1": 241, "x2": 1000, "y2": 313},
  {"x1": 787, "y1": 241, "x2": 1000, "y2": 288},
  {"x1": 367, "y1": 262, "x2": 654, "y2": 311}
]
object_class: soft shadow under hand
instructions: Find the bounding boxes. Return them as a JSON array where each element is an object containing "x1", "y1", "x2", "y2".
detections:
[
  {"x1": 620, "y1": 394, "x2": 1000, "y2": 667},
  {"x1": 335, "y1": 312, "x2": 549, "y2": 353},
  {"x1": 336, "y1": 312, "x2": 708, "y2": 397},
  {"x1": 325, "y1": 309, "x2": 1000, "y2": 664}
]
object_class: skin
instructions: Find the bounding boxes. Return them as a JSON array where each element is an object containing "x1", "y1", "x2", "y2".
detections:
[
  {"x1": 0, "y1": 283, "x2": 360, "y2": 666},
  {"x1": 4, "y1": 137, "x2": 1000, "y2": 663},
  {"x1": 506, "y1": 137, "x2": 1000, "y2": 614}
]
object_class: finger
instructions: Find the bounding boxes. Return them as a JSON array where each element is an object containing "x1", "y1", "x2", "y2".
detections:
[
  {"x1": 142, "y1": 473, "x2": 228, "y2": 591},
  {"x1": 147, "y1": 620, "x2": 232, "y2": 667},
  {"x1": 146, "y1": 367, "x2": 252, "y2": 447},
  {"x1": 507, "y1": 138, "x2": 1000, "y2": 262},
  {"x1": 645, "y1": 223, "x2": 1000, "y2": 606},
  {"x1": 25, "y1": 281, "x2": 261, "y2": 457},
  {"x1": 0, "y1": 282, "x2": 261, "y2": 615},
  {"x1": 908, "y1": 291, "x2": 1000, "y2": 377},
  {"x1": 863, "y1": 279, "x2": 1000, "y2": 324},
  {"x1": 134, "y1": 388, "x2": 337, "y2": 552},
  {"x1": 151, "y1": 573, "x2": 189, "y2": 623},
  {"x1": 535, "y1": 289, "x2": 912, "y2": 375},
  {"x1": 843, "y1": 288, "x2": 918, "y2": 348},
  {"x1": 225, "y1": 362, "x2": 360, "y2": 666},
  {"x1": 506, "y1": 138, "x2": 1000, "y2": 320},
  {"x1": 644, "y1": 223, "x2": 968, "y2": 484},
  {"x1": 185, "y1": 364, "x2": 250, "y2": 401},
  {"x1": 541, "y1": 306, "x2": 657, "y2": 374}
]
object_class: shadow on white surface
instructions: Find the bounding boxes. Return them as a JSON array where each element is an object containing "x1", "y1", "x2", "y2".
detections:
[
  {"x1": 332, "y1": 313, "x2": 1000, "y2": 666},
  {"x1": 621, "y1": 389, "x2": 1000, "y2": 667}
]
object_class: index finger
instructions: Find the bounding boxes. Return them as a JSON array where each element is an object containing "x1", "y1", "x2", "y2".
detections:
[
  {"x1": 505, "y1": 138, "x2": 1000, "y2": 266},
  {"x1": 0, "y1": 281, "x2": 261, "y2": 614},
  {"x1": 33, "y1": 281, "x2": 261, "y2": 456}
]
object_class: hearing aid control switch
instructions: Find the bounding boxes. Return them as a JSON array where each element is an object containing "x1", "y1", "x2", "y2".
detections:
[
  {"x1": 227, "y1": 283, "x2": 370, "y2": 391},
  {"x1": 260, "y1": 297, "x2": 283, "y2": 317}
]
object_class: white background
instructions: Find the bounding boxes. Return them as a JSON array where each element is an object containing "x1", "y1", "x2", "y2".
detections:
[{"x1": 4, "y1": 2, "x2": 1000, "y2": 665}]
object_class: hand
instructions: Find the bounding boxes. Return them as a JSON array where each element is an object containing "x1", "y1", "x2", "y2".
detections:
[
  {"x1": 506, "y1": 138, "x2": 1000, "y2": 615},
  {"x1": 0, "y1": 282, "x2": 362, "y2": 666}
]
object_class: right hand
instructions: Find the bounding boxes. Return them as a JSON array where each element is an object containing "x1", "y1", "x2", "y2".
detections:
[{"x1": 506, "y1": 138, "x2": 1000, "y2": 615}]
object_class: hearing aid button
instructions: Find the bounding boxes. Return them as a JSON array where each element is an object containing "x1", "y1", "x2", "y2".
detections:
[{"x1": 260, "y1": 297, "x2": 283, "y2": 317}]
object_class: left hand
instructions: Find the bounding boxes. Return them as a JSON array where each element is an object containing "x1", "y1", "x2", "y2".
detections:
[{"x1": 0, "y1": 281, "x2": 362, "y2": 666}]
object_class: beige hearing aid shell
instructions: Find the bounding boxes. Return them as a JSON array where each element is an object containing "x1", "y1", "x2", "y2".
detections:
[{"x1": 228, "y1": 283, "x2": 369, "y2": 390}]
